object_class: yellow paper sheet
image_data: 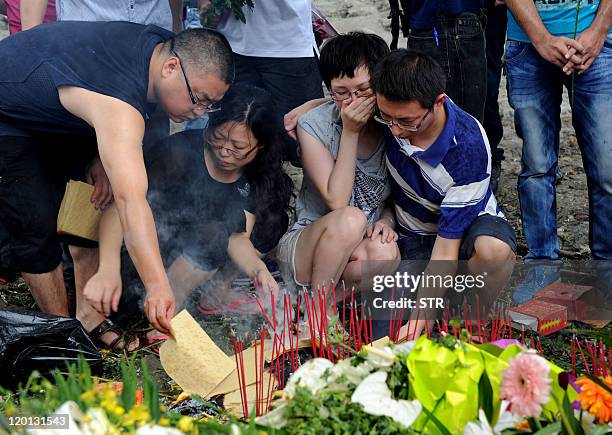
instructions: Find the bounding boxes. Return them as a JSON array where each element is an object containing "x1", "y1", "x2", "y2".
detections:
[
  {"x1": 56, "y1": 180, "x2": 101, "y2": 241},
  {"x1": 160, "y1": 310, "x2": 234, "y2": 398}
]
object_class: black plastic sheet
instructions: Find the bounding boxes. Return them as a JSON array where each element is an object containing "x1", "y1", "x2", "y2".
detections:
[{"x1": 0, "y1": 308, "x2": 101, "y2": 388}]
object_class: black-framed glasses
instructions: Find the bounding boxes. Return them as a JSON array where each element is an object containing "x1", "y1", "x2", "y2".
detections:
[
  {"x1": 373, "y1": 107, "x2": 433, "y2": 132},
  {"x1": 171, "y1": 49, "x2": 221, "y2": 113},
  {"x1": 330, "y1": 87, "x2": 374, "y2": 101},
  {"x1": 207, "y1": 136, "x2": 260, "y2": 160}
]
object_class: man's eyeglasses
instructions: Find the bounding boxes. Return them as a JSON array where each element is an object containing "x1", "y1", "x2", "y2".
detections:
[
  {"x1": 172, "y1": 49, "x2": 221, "y2": 113},
  {"x1": 373, "y1": 107, "x2": 432, "y2": 132},
  {"x1": 207, "y1": 135, "x2": 260, "y2": 160},
  {"x1": 330, "y1": 87, "x2": 374, "y2": 101}
]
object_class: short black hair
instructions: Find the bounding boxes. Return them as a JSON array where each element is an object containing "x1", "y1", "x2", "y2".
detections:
[
  {"x1": 319, "y1": 32, "x2": 390, "y2": 89},
  {"x1": 371, "y1": 49, "x2": 446, "y2": 108},
  {"x1": 168, "y1": 28, "x2": 234, "y2": 84}
]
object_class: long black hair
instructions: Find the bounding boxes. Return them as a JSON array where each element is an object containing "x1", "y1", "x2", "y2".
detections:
[{"x1": 206, "y1": 84, "x2": 293, "y2": 253}]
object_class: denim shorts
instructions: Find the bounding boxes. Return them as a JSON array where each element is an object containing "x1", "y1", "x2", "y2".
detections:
[{"x1": 398, "y1": 214, "x2": 517, "y2": 260}]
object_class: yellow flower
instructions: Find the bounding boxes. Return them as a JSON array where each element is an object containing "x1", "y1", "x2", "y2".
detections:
[
  {"x1": 122, "y1": 405, "x2": 150, "y2": 427},
  {"x1": 4, "y1": 406, "x2": 16, "y2": 417},
  {"x1": 111, "y1": 406, "x2": 125, "y2": 417},
  {"x1": 80, "y1": 390, "x2": 97, "y2": 404},
  {"x1": 576, "y1": 376, "x2": 612, "y2": 423},
  {"x1": 158, "y1": 418, "x2": 171, "y2": 427},
  {"x1": 177, "y1": 416, "x2": 194, "y2": 433}
]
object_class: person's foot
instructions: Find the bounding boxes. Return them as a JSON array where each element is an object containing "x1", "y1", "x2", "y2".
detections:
[
  {"x1": 512, "y1": 261, "x2": 561, "y2": 304},
  {"x1": 78, "y1": 308, "x2": 139, "y2": 352}
]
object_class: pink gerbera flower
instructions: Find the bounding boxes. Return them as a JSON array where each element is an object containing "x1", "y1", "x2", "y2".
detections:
[{"x1": 500, "y1": 350, "x2": 552, "y2": 419}]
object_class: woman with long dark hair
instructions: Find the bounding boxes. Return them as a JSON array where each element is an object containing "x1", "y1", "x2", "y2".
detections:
[{"x1": 81, "y1": 84, "x2": 292, "y2": 350}]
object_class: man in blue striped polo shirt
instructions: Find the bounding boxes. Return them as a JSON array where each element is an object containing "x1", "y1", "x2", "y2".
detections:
[
  {"x1": 372, "y1": 49, "x2": 516, "y2": 261},
  {"x1": 371, "y1": 50, "x2": 516, "y2": 335}
]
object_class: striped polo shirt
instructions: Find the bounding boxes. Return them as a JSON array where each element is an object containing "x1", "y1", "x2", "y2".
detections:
[{"x1": 386, "y1": 98, "x2": 504, "y2": 239}]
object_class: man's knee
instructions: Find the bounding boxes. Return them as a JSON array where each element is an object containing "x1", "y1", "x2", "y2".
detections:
[{"x1": 472, "y1": 236, "x2": 515, "y2": 264}]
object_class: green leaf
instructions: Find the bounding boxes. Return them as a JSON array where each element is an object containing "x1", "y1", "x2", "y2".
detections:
[
  {"x1": 478, "y1": 370, "x2": 494, "y2": 425},
  {"x1": 562, "y1": 391, "x2": 584, "y2": 435},
  {"x1": 532, "y1": 421, "x2": 561, "y2": 435},
  {"x1": 591, "y1": 425, "x2": 612, "y2": 435},
  {"x1": 420, "y1": 404, "x2": 452, "y2": 435}
]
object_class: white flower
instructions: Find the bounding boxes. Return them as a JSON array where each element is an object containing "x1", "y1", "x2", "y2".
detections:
[
  {"x1": 351, "y1": 371, "x2": 421, "y2": 428},
  {"x1": 464, "y1": 401, "x2": 521, "y2": 435},
  {"x1": 255, "y1": 403, "x2": 289, "y2": 429},
  {"x1": 283, "y1": 358, "x2": 334, "y2": 399},
  {"x1": 327, "y1": 358, "x2": 372, "y2": 390},
  {"x1": 82, "y1": 408, "x2": 119, "y2": 435}
]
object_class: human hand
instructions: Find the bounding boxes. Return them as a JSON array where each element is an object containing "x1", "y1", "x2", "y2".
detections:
[
  {"x1": 144, "y1": 285, "x2": 176, "y2": 334},
  {"x1": 366, "y1": 217, "x2": 398, "y2": 244},
  {"x1": 340, "y1": 96, "x2": 376, "y2": 133},
  {"x1": 83, "y1": 270, "x2": 122, "y2": 317},
  {"x1": 563, "y1": 26, "x2": 607, "y2": 74},
  {"x1": 533, "y1": 34, "x2": 585, "y2": 69},
  {"x1": 86, "y1": 156, "x2": 114, "y2": 210},
  {"x1": 199, "y1": 0, "x2": 223, "y2": 28},
  {"x1": 254, "y1": 269, "x2": 280, "y2": 295},
  {"x1": 494, "y1": 0, "x2": 505, "y2": 6}
]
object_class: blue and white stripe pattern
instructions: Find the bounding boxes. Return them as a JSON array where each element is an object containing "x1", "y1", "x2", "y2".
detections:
[{"x1": 386, "y1": 98, "x2": 505, "y2": 239}]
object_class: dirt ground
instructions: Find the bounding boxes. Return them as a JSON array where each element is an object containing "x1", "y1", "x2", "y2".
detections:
[{"x1": 0, "y1": 2, "x2": 591, "y2": 259}]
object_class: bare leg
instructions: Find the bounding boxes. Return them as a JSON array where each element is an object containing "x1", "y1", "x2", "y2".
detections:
[
  {"x1": 167, "y1": 255, "x2": 217, "y2": 308},
  {"x1": 294, "y1": 207, "x2": 368, "y2": 289},
  {"x1": 399, "y1": 236, "x2": 515, "y2": 341},
  {"x1": 342, "y1": 237, "x2": 400, "y2": 289},
  {"x1": 22, "y1": 264, "x2": 69, "y2": 316}
]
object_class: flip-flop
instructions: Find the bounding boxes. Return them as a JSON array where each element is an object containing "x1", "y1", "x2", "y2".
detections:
[{"x1": 89, "y1": 319, "x2": 139, "y2": 352}]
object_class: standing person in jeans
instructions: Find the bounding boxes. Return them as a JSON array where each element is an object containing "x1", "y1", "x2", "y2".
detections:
[
  {"x1": 505, "y1": 0, "x2": 612, "y2": 302},
  {"x1": 199, "y1": 0, "x2": 324, "y2": 164},
  {"x1": 483, "y1": 0, "x2": 507, "y2": 193},
  {"x1": 405, "y1": 0, "x2": 487, "y2": 122}
]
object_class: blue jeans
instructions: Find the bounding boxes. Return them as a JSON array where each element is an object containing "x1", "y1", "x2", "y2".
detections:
[{"x1": 506, "y1": 34, "x2": 612, "y2": 260}]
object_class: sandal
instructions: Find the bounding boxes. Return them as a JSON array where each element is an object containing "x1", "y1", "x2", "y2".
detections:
[{"x1": 89, "y1": 319, "x2": 139, "y2": 352}]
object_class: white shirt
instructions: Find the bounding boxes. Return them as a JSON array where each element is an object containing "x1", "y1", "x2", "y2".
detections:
[
  {"x1": 57, "y1": 0, "x2": 173, "y2": 32},
  {"x1": 216, "y1": 0, "x2": 315, "y2": 58}
]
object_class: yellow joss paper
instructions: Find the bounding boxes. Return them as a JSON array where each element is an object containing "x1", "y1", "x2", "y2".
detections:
[{"x1": 159, "y1": 310, "x2": 234, "y2": 398}]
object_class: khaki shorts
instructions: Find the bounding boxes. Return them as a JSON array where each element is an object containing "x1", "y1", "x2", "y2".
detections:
[{"x1": 276, "y1": 227, "x2": 309, "y2": 287}]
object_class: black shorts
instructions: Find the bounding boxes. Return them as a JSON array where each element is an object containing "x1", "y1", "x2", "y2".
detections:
[
  {"x1": 0, "y1": 134, "x2": 97, "y2": 274},
  {"x1": 398, "y1": 214, "x2": 517, "y2": 260}
]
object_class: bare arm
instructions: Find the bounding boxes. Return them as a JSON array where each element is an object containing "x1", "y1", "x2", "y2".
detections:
[
  {"x1": 298, "y1": 96, "x2": 376, "y2": 210},
  {"x1": 228, "y1": 211, "x2": 279, "y2": 292},
  {"x1": 401, "y1": 236, "x2": 461, "y2": 339},
  {"x1": 82, "y1": 204, "x2": 125, "y2": 316},
  {"x1": 570, "y1": 0, "x2": 612, "y2": 72},
  {"x1": 298, "y1": 125, "x2": 358, "y2": 210},
  {"x1": 284, "y1": 98, "x2": 331, "y2": 140},
  {"x1": 58, "y1": 87, "x2": 174, "y2": 333},
  {"x1": 20, "y1": 0, "x2": 48, "y2": 31},
  {"x1": 506, "y1": 0, "x2": 585, "y2": 68},
  {"x1": 97, "y1": 204, "x2": 124, "y2": 274},
  {"x1": 169, "y1": 0, "x2": 183, "y2": 33}
]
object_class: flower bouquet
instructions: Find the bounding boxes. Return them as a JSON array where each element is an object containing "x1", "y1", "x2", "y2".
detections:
[{"x1": 255, "y1": 335, "x2": 612, "y2": 434}]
